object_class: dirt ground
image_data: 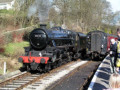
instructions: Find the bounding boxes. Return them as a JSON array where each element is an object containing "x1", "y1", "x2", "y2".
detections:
[{"x1": 0, "y1": 55, "x2": 22, "y2": 75}]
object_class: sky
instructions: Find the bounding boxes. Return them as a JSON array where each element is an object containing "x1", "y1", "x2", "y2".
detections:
[{"x1": 106, "y1": 0, "x2": 120, "y2": 12}]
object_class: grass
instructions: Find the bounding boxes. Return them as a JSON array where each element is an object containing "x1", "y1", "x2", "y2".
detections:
[
  {"x1": 0, "y1": 41, "x2": 29, "y2": 75},
  {"x1": 0, "y1": 9, "x2": 15, "y2": 15},
  {"x1": 4, "y1": 41, "x2": 29, "y2": 57}
]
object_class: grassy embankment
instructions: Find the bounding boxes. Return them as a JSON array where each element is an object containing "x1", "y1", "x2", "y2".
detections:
[{"x1": 0, "y1": 41, "x2": 29, "y2": 75}]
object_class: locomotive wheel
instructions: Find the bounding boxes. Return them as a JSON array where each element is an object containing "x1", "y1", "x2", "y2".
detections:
[
  {"x1": 81, "y1": 52, "x2": 86, "y2": 59},
  {"x1": 52, "y1": 62, "x2": 57, "y2": 69},
  {"x1": 91, "y1": 53, "x2": 95, "y2": 60},
  {"x1": 45, "y1": 63, "x2": 51, "y2": 72},
  {"x1": 58, "y1": 59, "x2": 62, "y2": 67},
  {"x1": 91, "y1": 56, "x2": 94, "y2": 60},
  {"x1": 57, "y1": 60, "x2": 61, "y2": 67},
  {"x1": 99, "y1": 56, "x2": 104, "y2": 60},
  {"x1": 68, "y1": 55, "x2": 72, "y2": 62},
  {"x1": 59, "y1": 54, "x2": 63, "y2": 65},
  {"x1": 27, "y1": 65, "x2": 31, "y2": 72},
  {"x1": 52, "y1": 55, "x2": 57, "y2": 63},
  {"x1": 19, "y1": 64, "x2": 27, "y2": 72},
  {"x1": 66, "y1": 52, "x2": 71, "y2": 62},
  {"x1": 23, "y1": 64, "x2": 27, "y2": 70},
  {"x1": 37, "y1": 66, "x2": 42, "y2": 72}
]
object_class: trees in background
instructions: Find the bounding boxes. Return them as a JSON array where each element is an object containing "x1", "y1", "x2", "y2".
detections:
[
  {"x1": 0, "y1": 0, "x2": 120, "y2": 34},
  {"x1": 49, "y1": 0, "x2": 120, "y2": 33}
]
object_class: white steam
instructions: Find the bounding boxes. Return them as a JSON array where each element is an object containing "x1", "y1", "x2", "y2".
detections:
[{"x1": 28, "y1": 0, "x2": 50, "y2": 23}]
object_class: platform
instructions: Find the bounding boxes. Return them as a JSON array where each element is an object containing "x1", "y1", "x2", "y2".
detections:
[
  {"x1": 88, "y1": 55, "x2": 112, "y2": 90},
  {"x1": 48, "y1": 61, "x2": 100, "y2": 90}
]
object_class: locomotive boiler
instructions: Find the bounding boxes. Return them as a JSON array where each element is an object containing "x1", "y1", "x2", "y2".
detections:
[{"x1": 18, "y1": 24, "x2": 86, "y2": 72}]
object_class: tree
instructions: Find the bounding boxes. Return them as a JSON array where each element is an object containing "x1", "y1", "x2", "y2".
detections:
[{"x1": 50, "y1": 0, "x2": 119, "y2": 33}]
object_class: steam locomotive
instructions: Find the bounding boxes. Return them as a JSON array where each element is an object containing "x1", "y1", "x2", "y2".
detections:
[
  {"x1": 86, "y1": 30, "x2": 118, "y2": 59},
  {"x1": 18, "y1": 24, "x2": 86, "y2": 72}
]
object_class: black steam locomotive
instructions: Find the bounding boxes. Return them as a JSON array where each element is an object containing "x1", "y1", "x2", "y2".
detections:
[{"x1": 18, "y1": 24, "x2": 86, "y2": 72}]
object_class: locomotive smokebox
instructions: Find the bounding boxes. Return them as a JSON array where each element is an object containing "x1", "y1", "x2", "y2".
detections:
[
  {"x1": 40, "y1": 24, "x2": 47, "y2": 29},
  {"x1": 29, "y1": 24, "x2": 48, "y2": 50}
]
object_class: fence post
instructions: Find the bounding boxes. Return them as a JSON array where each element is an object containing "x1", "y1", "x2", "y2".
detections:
[{"x1": 4, "y1": 62, "x2": 6, "y2": 75}]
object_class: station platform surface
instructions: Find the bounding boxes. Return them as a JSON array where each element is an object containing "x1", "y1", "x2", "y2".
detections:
[
  {"x1": 48, "y1": 60, "x2": 100, "y2": 90},
  {"x1": 88, "y1": 55, "x2": 112, "y2": 90}
]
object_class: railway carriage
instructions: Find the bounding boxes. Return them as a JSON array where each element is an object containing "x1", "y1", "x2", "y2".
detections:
[{"x1": 86, "y1": 30, "x2": 118, "y2": 59}]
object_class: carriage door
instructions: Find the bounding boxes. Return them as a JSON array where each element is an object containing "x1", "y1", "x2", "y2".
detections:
[{"x1": 91, "y1": 33, "x2": 102, "y2": 52}]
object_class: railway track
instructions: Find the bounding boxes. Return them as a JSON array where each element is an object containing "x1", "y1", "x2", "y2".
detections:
[{"x1": 0, "y1": 59, "x2": 94, "y2": 90}]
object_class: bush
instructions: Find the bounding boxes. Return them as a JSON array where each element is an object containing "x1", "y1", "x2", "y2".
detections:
[
  {"x1": 0, "y1": 25, "x2": 37, "y2": 47},
  {"x1": 4, "y1": 41, "x2": 29, "y2": 57}
]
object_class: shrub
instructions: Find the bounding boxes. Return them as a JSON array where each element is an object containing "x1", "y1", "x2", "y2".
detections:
[{"x1": 4, "y1": 41, "x2": 29, "y2": 57}]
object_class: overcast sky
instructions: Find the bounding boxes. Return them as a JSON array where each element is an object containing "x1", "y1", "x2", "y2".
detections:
[{"x1": 106, "y1": 0, "x2": 120, "y2": 12}]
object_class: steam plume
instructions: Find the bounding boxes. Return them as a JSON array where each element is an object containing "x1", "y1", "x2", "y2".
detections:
[{"x1": 28, "y1": 0, "x2": 50, "y2": 23}]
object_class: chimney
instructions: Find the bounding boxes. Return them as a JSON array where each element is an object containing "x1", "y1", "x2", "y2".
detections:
[{"x1": 40, "y1": 24, "x2": 47, "y2": 29}]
